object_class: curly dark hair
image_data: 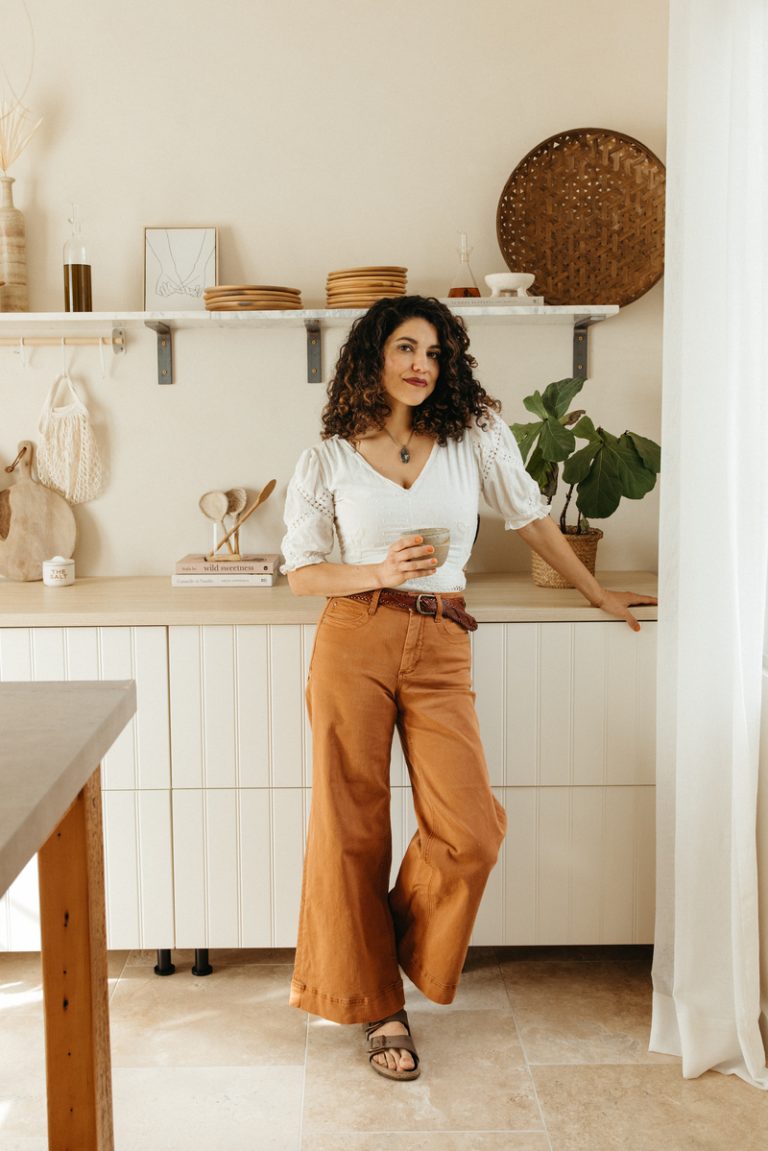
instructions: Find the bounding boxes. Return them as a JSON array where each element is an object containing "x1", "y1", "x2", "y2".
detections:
[{"x1": 321, "y1": 295, "x2": 500, "y2": 444}]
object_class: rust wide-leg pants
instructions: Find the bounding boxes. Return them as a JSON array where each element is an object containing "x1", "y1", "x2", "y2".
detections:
[{"x1": 289, "y1": 591, "x2": 507, "y2": 1025}]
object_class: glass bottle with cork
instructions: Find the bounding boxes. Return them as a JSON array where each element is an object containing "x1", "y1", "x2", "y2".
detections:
[
  {"x1": 447, "y1": 231, "x2": 480, "y2": 298},
  {"x1": 63, "y1": 205, "x2": 92, "y2": 311}
]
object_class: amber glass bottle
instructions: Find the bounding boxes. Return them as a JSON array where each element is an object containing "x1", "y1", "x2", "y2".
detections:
[
  {"x1": 447, "y1": 231, "x2": 480, "y2": 297},
  {"x1": 63, "y1": 206, "x2": 92, "y2": 311}
]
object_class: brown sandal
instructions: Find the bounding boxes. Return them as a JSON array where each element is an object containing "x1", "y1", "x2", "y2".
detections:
[{"x1": 364, "y1": 1008, "x2": 421, "y2": 1081}]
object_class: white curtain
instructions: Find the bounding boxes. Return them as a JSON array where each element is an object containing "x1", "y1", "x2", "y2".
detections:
[{"x1": 650, "y1": 0, "x2": 768, "y2": 1087}]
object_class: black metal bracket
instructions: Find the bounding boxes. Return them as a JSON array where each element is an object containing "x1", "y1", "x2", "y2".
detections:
[
  {"x1": 305, "y1": 320, "x2": 321, "y2": 384},
  {"x1": 144, "y1": 320, "x2": 174, "y2": 385},
  {"x1": 572, "y1": 318, "x2": 597, "y2": 379}
]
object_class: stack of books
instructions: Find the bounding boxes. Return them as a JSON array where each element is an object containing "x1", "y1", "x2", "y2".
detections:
[{"x1": 172, "y1": 554, "x2": 280, "y2": 587}]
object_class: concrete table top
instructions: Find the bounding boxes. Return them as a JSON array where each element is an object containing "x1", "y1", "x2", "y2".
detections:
[{"x1": 0, "y1": 679, "x2": 137, "y2": 896}]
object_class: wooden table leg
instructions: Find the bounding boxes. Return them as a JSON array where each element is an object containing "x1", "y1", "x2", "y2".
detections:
[{"x1": 38, "y1": 767, "x2": 113, "y2": 1151}]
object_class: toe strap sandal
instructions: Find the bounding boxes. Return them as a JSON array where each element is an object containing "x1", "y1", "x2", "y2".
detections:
[{"x1": 363, "y1": 1008, "x2": 421, "y2": 1081}]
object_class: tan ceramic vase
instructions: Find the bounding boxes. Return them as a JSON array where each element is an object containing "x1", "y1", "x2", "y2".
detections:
[{"x1": 0, "y1": 175, "x2": 28, "y2": 311}]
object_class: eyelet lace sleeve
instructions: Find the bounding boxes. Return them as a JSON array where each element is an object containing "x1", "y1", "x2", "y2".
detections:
[
  {"x1": 280, "y1": 447, "x2": 336, "y2": 572},
  {"x1": 473, "y1": 411, "x2": 551, "y2": 530}
]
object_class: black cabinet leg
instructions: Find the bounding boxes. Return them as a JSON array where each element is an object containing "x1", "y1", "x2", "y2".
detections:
[
  {"x1": 192, "y1": 948, "x2": 213, "y2": 976},
  {"x1": 154, "y1": 948, "x2": 212, "y2": 976},
  {"x1": 154, "y1": 948, "x2": 176, "y2": 976}
]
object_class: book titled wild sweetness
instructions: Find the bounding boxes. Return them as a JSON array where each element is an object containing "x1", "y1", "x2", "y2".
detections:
[{"x1": 172, "y1": 553, "x2": 280, "y2": 587}]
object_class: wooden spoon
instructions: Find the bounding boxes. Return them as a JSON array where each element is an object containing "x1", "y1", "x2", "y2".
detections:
[
  {"x1": 224, "y1": 488, "x2": 248, "y2": 552},
  {"x1": 225, "y1": 488, "x2": 247, "y2": 517},
  {"x1": 207, "y1": 478, "x2": 277, "y2": 559},
  {"x1": 199, "y1": 490, "x2": 234, "y2": 553}
]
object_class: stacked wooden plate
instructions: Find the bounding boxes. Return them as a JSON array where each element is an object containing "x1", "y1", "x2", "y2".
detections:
[
  {"x1": 204, "y1": 285, "x2": 303, "y2": 311},
  {"x1": 326, "y1": 266, "x2": 407, "y2": 308}
]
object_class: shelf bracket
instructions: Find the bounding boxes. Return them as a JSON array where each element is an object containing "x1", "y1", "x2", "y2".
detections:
[
  {"x1": 111, "y1": 326, "x2": 126, "y2": 354},
  {"x1": 572, "y1": 318, "x2": 596, "y2": 379},
  {"x1": 305, "y1": 319, "x2": 321, "y2": 384},
  {"x1": 144, "y1": 320, "x2": 174, "y2": 385}
]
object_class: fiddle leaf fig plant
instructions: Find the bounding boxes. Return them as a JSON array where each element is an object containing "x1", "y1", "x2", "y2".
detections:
[{"x1": 511, "y1": 377, "x2": 661, "y2": 534}]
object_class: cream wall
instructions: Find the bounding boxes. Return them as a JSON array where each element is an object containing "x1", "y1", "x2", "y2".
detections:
[{"x1": 0, "y1": 0, "x2": 668, "y2": 577}]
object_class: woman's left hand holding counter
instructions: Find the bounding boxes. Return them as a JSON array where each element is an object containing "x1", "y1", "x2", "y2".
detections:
[
  {"x1": 516, "y1": 515, "x2": 657, "y2": 631},
  {"x1": 287, "y1": 534, "x2": 437, "y2": 597}
]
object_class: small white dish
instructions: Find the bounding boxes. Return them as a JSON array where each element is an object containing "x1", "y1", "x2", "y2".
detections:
[{"x1": 484, "y1": 272, "x2": 536, "y2": 297}]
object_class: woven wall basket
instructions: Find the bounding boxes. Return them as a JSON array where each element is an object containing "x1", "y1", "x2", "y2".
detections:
[
  {"x1": 531, "y1": 528, "x2": 604, "y2": 589},
  {"x1": 496, "y1": 128, "x2": 666, "y2": 307}
]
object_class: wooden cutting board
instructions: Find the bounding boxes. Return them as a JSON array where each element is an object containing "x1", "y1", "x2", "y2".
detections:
[{"x1": 0, "y1": 441, "x2": 77, "y2": 581}]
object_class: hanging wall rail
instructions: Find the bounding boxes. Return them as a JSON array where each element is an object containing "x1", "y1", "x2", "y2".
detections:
[{"x1": 0, "y1": 328, "x2": 126, "y2": 352}]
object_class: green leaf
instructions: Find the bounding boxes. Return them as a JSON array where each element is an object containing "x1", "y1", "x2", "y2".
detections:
[
  {"x1": 526, "y1": 445, "x2": 559, "y2": 499},
  {"x1": 626, "y1": 431, "x2": 661, "y2": 474},
  {"x1": 575, "y1": 431, "x2": 657, "y2": 517},
  {"x1": 615, "y1": 434, "x2": 657, "y2": 499},
  {"x1": 572, "y1": 415, "x2": 600, "y2": 443},
  {"x1": 523, "y1": 391, "x2": 549, "y2": 419},
  {"x1": 541, "y1": 377, "x2": 585, "y2": 419},
  {"x1": 562, "y1": 440, "x2": 601, "y2": 485},
  {"x1": 539, "y1": 417, "x2": 576, "y2": 462},
  {"x1": 510, "y1": 420, "x2": 543, "y2": 463},
  {"x1": 575, "y1": 446, "x2": 623, "y2": 518}
]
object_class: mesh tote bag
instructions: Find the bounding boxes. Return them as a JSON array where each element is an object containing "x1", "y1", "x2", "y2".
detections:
[{"x1": 37, "y1": 373, "x2": 104, "y2": 503}]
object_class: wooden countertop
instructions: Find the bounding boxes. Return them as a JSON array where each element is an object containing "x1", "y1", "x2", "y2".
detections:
[
  {"x1": 0, "y1": 572, "x2": 657, "y2": 627},
  {"x1": 0, "y1": 680, "x2": 137, "y2": 895}
]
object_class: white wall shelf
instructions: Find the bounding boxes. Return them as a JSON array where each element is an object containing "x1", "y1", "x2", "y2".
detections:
[{"x1": 0, "y1": 304, "x2": 619, "y2": 384}]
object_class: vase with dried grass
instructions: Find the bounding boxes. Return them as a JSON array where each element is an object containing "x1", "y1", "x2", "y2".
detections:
[
  {"x1": 511, "y1": 377, "x2": 661, "y2": 588},
  {"x1": 0, "y1": 99, "x2": 42, "y2": 312}
]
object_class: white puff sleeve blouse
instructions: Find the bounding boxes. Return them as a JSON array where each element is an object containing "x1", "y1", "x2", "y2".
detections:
[{"x1": 281, "y1": 410, "x2": 550, "y2": 593}]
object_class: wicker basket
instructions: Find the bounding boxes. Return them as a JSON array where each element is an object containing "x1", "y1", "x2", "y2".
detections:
[
  {"x1": 496, "y1": 128, "x2": 666, "y2": 307},
  {"x1": 531, "y1": 528, "x2": 603, "y2": 588}
]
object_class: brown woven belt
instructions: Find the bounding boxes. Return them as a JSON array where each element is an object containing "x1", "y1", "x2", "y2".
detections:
[{"x1": 344, "y1": 589, "x2": 478, "y2": 632}]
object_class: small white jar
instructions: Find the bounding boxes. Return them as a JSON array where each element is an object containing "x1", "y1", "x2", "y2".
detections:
[{"x1": 42, "y1": 555, "x2": 75, "y2": 587}]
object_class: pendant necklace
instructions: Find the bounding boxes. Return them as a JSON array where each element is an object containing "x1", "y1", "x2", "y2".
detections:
[{"x1": 383, "y1": 425, "x2": 415, "y2": 464}]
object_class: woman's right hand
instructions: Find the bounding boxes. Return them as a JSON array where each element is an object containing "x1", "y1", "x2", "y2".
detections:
[{"x1": 376, "y1": 535, "x2": 437, "y2": 587}]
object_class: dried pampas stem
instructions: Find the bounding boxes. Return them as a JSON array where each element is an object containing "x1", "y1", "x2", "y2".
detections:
[{"x1": 0, "y1": 98, "x2": 42, "y2": 174}]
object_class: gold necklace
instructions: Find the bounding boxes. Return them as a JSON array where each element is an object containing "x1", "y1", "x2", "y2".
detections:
[{"x1": 383, "y1": 425, "x2": 415, "y2": 463}]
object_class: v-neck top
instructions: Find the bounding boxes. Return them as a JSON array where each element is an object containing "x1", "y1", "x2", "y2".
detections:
[{"x1": 280, "y1": 410, "x2": 550, "y2": 592}]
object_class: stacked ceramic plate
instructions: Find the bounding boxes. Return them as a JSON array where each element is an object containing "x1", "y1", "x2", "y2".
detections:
[
  {"x1": 325, "y1": 266, "x2": 407, "y2": 309},
  {"x1": 204, "y1": 285, "x2": 303, "y2": 311}
]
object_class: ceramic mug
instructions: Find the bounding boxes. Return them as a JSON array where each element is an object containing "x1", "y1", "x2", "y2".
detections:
[{"x1": 413, "y1": 527, "x2": 450, "y2": 568}]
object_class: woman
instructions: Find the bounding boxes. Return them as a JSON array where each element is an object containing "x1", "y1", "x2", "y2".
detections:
[{"x1": 281, "y1": 295, "x2": 655, "y2": 1080}]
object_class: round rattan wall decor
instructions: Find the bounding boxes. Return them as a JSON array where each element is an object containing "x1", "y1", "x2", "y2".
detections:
[{"x1": 496, "y1": 128, "x2": 666, "y2": 307}]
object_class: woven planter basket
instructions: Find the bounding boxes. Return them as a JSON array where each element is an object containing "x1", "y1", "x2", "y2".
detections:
[{"x1": 531, "y1": 528, "x2": 604, "y2": 588}]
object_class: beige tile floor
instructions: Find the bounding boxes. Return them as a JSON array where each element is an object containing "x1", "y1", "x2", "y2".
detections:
[{"x1": 1, "y1": 945, "x2": 766, "y2": 1150}]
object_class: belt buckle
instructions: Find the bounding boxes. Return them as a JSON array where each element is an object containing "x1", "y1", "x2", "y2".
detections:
[{"x1": 414, "y1": 594, "x2": 436, "y2": 616}]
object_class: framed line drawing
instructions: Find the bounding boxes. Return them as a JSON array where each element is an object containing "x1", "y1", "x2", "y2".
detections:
[{"x1": 144, "y1": 227, "x2": 218, "y2": 310}]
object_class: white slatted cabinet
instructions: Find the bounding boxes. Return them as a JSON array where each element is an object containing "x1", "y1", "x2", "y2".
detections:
[
  {"x1": 167, "y1": 625, "x2": 315, "y2": 947},
  {"x1": 167, "y1": 620, "x2": 656, "y2": 949},
  {"x1": 0, "y1": 626, "x2": 173, "y2": 950},
  {"x1": 470, "y1": 622, "x2": 657, "y2": 943},
  {"x1": 1, "y1": 617, "x2": 656, "y2": 951}
]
